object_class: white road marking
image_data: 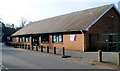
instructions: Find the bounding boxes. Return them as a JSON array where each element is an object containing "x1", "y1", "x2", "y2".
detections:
[{"x1": 1, "y1": 64, "x2": 9, "y2": 70}]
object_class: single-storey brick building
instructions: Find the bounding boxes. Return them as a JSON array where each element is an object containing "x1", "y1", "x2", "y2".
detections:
[{"x1": 12, "y1": 4, "x2": 120, "y2": 52}]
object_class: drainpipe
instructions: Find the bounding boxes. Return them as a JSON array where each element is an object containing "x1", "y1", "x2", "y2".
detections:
[{"x1": 80, "y1": 30, "x2": 85, "y2": 52}]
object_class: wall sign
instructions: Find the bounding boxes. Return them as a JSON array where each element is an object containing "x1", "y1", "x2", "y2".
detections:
[{"x1": 70, "y1": 34, "x2": 76, "y2": 41}]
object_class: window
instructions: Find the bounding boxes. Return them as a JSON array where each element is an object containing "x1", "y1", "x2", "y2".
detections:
[
  {"x1": 41, "y1": 35, "x2": 49, "y2": 43},
  {"x1": 19, "y1": 37, "x2": 24, "y2": 42},
  {"x1": 25, "y1": 37, "x2": 30, "y2": 42},
  {"x1": 52, "y1": 34, "x2": 63, "y2": 43}
]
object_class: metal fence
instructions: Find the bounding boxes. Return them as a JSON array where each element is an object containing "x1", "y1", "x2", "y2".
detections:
[{"x1": 96, "y1": 33, "x2": 120, "y2": 51}]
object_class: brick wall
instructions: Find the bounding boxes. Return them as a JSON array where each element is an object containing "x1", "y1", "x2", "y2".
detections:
[
  {"x1": 40, "y1": 33, "x2": 83, "y2": 51},
  {"x1": 84, "y1": 7, "x2": 120, "y2": 51}
]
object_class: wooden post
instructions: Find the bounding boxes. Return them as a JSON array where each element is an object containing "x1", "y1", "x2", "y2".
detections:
[
  {"x1": 20, "y1": 44, "x2": 21, "y2": 48},
  {"x1": 118, "y1": 53, "x2": 120, "y2": 66},
  {"x1": 16, "y1": 44, "x2": 18, "y2": 48},
  {"x1": 32, "y1": 45, "x2": 33, "y2": 50},
  {"x1": 47, "y1": 46, "x2": 49, "y2": 53},
  {"x1": 18, "y1": 44, "x2": 19, "y2": 48},
  {"x1": 54, "y1": 47, "x2": 56, "y2": 54},
  {"x1": 98, "y1": 50, "x2": 102, "y2": 62},
  {"x1": 25, "y1": 44, "x2": 27, "y2": 49},
  {"x1": 22, "y1": 44, "x2": 23, "y2": 48},
  {"x1": 41, "y1": 46, "x2": 43, "y2": 52},
  {"x1": 28, "y1": 45, "x2": 30, "y2": 50},
  {"x1": 23, "y1": 44, "x2": 25, "y2": 49},
  {"x1": 63, "y1": 47, "x2": 65, "y2": 56},
  {"x1": 21, "y1": 44, "x2": 23, "y2": 48},
  {"x1": 25, "y1": 44, "x2": 26, "y2": 49},
  {"x1": 36, "y1": 46, "x2": 38, "y2": 51},
  {"x1": 14, "y1": 44, "x2": 16, "y2": 48},
  {"x1": 26, "y1": 44, "x2": 27, "y2": 49},
  {"x1": 26, "y1": 44, "x2": 28, "y2": 49}
]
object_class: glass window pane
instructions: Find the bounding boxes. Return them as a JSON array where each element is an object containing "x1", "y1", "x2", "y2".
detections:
[
  {"x1": 59, "y1": 35, "x2": 62, "y2": 42},
  {"x1": 53, "y1": 35, "x2": 57, "y2": 42}
]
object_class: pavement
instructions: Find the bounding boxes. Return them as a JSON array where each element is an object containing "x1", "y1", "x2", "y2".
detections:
[
  {"x1": 1, "y1": 43, "x2": 120, "y2": 69},
  {"x1": 22, "y1": 45, "x2": 120, "y2": 69},
  {"x1": 65, "y1": 49, "x2": 119, "y2": 68}
]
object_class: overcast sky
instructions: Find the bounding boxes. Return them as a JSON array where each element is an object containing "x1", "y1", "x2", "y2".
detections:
[{"x1": 0, "y1": 0, "x2": 119, "y2": 27}]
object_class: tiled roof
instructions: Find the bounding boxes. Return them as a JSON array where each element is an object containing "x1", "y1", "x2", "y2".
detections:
[{"x1": 12, "y1": 4, "x2": 113, "y2": 36}]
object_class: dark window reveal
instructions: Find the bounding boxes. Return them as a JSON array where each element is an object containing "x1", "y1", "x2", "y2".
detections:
[
  {"x1": 25, "y1": 37, "x2": 30, "y2": 42},
  {"x1": 41, "y1": 35, "x2": 49, "y2": 43},
  {"x1": 19, "y1": 37, "x2": 24, "y2": 42},
  {"x1": 52, "y1": 34, "x2": 63, "y2": 43}
]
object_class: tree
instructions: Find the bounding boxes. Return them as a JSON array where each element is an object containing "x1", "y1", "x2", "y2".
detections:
[
  {"x1": 19, "y1": 17, "x2": 32, "y2": 27},
  {"x1": 20, "y1": 17, "x2": 27, "y2": 27}
]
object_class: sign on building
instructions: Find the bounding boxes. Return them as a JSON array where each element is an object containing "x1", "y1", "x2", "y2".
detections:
[{"x1": 70, "y1": 34, "x2": 76, "y2": 41}]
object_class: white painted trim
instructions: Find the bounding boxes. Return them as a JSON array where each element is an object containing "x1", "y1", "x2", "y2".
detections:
[
  {"x1": 85, "y1": 5, "x2": 114, "y2": 31},
  {"x1": 113, "y1": 4, "x2": 120, "y2": 15}
]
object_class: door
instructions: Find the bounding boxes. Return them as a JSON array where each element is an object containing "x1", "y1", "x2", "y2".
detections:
[{"x1": 32, "y1": 36, "x2": 39, "y2": 46}]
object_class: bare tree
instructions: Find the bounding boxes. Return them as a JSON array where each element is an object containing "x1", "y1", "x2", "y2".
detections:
[
  {"x1": 20, "y1": 17, "x2": 27, "y2": 27},
  {"x1": 20, "y1": 17, "x2": 31, "y2": 27}
]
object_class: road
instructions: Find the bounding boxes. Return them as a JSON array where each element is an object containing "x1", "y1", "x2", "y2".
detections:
[{"x1": 1, "y1": 43, "x2": 113, "y2": 69}]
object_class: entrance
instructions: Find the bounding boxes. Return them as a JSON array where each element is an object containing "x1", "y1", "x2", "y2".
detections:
[{"x1": 32, "y1": 36, "x2": 39, "y2": 46}]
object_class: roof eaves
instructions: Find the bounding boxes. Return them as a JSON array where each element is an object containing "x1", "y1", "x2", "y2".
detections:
[{"x1": 85, "y1": 4, "x2": 114, "y2": 31}]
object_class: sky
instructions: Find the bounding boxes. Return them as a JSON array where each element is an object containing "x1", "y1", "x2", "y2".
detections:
[{"x1": 0, "y1": 0, "x2": 120, "y2": 27}]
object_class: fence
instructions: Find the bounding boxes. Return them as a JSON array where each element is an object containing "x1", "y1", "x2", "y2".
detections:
[{"x1": 96, "y1": 33, "x2": 120, "y2": 51}]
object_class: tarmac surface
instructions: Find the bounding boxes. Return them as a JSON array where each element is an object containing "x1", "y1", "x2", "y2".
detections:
[{"x1": 1, "y1": 43, "x2": 114, "y2": 69}]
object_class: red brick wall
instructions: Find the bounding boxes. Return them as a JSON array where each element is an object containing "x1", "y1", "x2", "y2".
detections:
[
  {"x1": 40, "y1": 33, "x2": 83, "y2": 51},
  {"x1": 84, "y1": 7, "x2": 120, "y2": 51}
]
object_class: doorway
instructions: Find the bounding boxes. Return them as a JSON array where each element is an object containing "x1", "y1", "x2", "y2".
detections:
[{"x1": 32, "y1": 36, "x2": 39, "y2": 46}]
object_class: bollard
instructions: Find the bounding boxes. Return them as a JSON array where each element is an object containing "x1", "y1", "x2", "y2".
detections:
[
  {"x1": 20, "y1": 44, "x2": 21, "y2": 48},
  {"x1": 62, "y1": 47, "x2": 65, "y2": 56},
  {"x1": 17, "y1": 44, "x2": 19, "y2": 48},
  {"x1": 25, "y1": 44, "x2": 26, "y2": 49},
  {"x1": 47, "y1": 46, "x2": 49, "y2": 53},
  {"x1": 98, "y1": 50, "x2": 102, "y2": 62},
  {"x1": 28, "y1": 45, "x2": 29, "y2": 50},
  {"x1": 15, "y1": 44, "x2": 17, "y2": 48},
  {"x1": 36, "y1": 46, "x2": 38, "y2": 51},
  {"x1": 25, "y1": 44, "x2": 27, "y2": 49},
  {"x1": 21, "y1": 44, "x2": 23, "y2": 48},
  {"x1": 21, "y1": 44, "x2": 22, "y2": 48},
  {"x1": 22, "y1": 44, "x2": 23, "y2": 48},
  {"x1": 54, "y1": 47, "x2": 56, "y2": 54},
  {"x1": 118, "y1": 53, "x2": 120, "y2": 66},
  {"x1": 27, "y1": 45, "x2": 28, "y2": 50},
  {"x1": 26, "y1": 44, "x2": 27, "y2": 49},
  {"x1": 18, "y1": 44, "x2": 20, "y2": 48},
  {"x1": 23, "y1": 44, "x2": 25, "y2": 49},
  {"x1": 16, "y1": 44, "x2": 18, "y2": 48},
  {"x1": 41, "y1": 46, "x2": 43, "y2": 52},
  {"x1": 32, "y1": 45, "x2": 33, "y2": 50},
  {"x1": 14, "y1": 44, "x2": 16, "y2": 48},
  {"x1": 22, "y1": 44, "x2": 24, "y2": 49},
  {"x1": 28, "y1": 45, "x2": 30, "y2": 50},
  {"x1": 24, "y1": 44, "x2": 25, "y2": 49}
]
